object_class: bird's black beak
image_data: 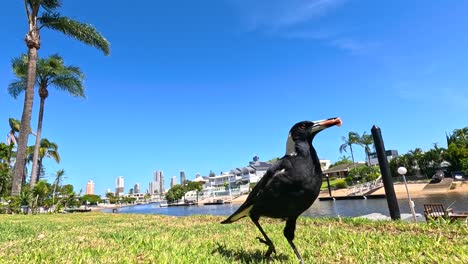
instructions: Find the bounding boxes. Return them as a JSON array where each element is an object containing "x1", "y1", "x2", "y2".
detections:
[{"x1": 310, "y1": 117, "x2": 342, "y2": 134}]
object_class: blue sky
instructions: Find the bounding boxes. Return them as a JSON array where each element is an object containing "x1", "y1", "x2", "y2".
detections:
[{"x1": 2, "y1": 0, "x2": 467, "y2": 196}]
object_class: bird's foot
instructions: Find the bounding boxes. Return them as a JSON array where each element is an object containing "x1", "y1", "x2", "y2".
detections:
[{"x1": 256, "y1": 237, "x2": 276, "y2": 257}]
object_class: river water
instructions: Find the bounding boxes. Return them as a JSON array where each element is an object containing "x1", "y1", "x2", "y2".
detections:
[{"x1": 103, "y1": 193, "x2": 468, "y2": 218}]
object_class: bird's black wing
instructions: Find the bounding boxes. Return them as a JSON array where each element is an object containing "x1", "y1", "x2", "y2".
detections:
[{"x1": 221, "y1": 156, "x2": 292, "y2": 224}]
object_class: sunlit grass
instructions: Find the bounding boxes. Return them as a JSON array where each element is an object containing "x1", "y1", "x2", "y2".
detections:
[{"x1": 0, "y1": 213, "x2": 467, "y2": 263}]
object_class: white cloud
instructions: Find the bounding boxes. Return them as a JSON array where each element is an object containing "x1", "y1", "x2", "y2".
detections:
[
  {"x1": 395, "y1": 83, "x2": 468, "y2": 111},
  {"x1": 228, "y1": 0, "x2": 347, "y2": 32},
  {"x1": 228, "y1": 1, "x2": 377, "y2": 55},
  {"x1": 330, "y1": 38, "x2": 378, "y2": 54}
]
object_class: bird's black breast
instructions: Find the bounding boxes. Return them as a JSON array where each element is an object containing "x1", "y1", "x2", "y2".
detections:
[{"x1": 250, "y1": 156, "x2": 322, "y2": 219}]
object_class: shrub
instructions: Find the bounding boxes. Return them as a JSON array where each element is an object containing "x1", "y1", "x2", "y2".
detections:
[{"x1": 334, "y1": 179, "x2": 348, "y2": 189}]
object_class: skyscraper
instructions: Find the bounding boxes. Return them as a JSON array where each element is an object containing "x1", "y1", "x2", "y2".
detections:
[
  {"x1": 180, "y1": 170, "x2": 186, "y2": 185},
  {"x1": 153, "y1": 170, "x2": 165, "y2": 194},
  {"x1": 134, "y1": 183, "x2": 140, "y2": 194},
  {"x1": 148, "y1": 181, "x2": 157, "y2": 194},
  {"x1": 85, "y1": 180, "x2": 94, "y2": 195},
  {"x1": 115, "y1": 176, "x2": 124, "y2": 196},
  {"x1": 170, "y1": 176, "x2": 177, "y2": 188}
]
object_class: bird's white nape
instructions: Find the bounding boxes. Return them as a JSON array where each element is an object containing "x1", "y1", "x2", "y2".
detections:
[{"x1": 285, "y1": 134, "x2": 297, "y2": 156}]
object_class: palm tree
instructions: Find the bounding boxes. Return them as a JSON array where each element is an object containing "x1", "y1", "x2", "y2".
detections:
[
  {"x1": 9, "y1": 54, "x2": 84, "y2": 189},
  {"x1": 11, "y1": 0, "x2": 110, "y2": 196},
  {"x1": 6, "y1": 118, "x2": 22, "y2": 165},
  {"x1": 446, "y1": 127, "x2": 468, "y2": 147},
  {"x1": 339, "y1": 131, "x2": 360, "y2": 166},
  {"x1": 359, "y1": 132, "x2": 374, "y2": 165},
  {"x1": 6, "y1": 118, "x2": 20, "y2": 147},
  {"x1": 52, "y1": 169, "x2": 65, "y2": 207},
  {"x1": 27, "y1": 138, "x2": 60, "y2": 184},
  {"x1": 32, "y1": 179, "x2": 50, "y2": 211}
]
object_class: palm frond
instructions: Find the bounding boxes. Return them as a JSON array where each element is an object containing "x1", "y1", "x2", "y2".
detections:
[
  {"x1": 8, "y1": 80, "x2": 27, "y2": 99},
  {"x1": 38, "y1": 0, "x2": 61, "y2": 12},
  {"x1": 11, "y1": 55, "x2": 29, "y2": 77},
  {"x1": 39, "y1": 12, "x2": 110, "y2": 55},
  {"x1": 46, "y1": 150, "x2": 61, "y2": 163},
  {"x1": 9, "y1": 118, "x2": 21, "y2": 132},
  {"x1": 52, "y1": 76, "x2": 85, "y2": 97},
  {"x1": 339, "y1": 143, "x2": 348, "y2": 153}
]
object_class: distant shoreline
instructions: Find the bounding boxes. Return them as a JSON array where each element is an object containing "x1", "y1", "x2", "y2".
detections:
[
  {"x1": 230, "y1": 181, "x2": 468, "y2": 203},
  {"x1": 91, "y1": 181, "x2": 467, "y2": 210}
]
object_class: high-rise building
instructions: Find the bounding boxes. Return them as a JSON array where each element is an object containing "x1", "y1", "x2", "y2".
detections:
[
  {"x1": 154, "y1": 170, "x2": 165, "y2": 193},
  {"x1": 170, "y1": 176, "x2": 177, "y2": 188},
  {"x1": 148, "y1": 181, "x2": 158, "y2": 194},
  {"x1": 180, "y1": 170, "x2": 186, "y2": 185},
  {"x1": 85, "y1": 180, "x2": 94, "y2": 195},
  {"x1": 115, "y1": 176, "x2": 124, "y2": 196},
  {"x1": 134, "y1": 183, "x2": 140, "y2": 194}
]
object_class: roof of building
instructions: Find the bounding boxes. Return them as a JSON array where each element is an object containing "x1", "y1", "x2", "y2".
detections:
[{"x1": 249, "y1": 161, "x2": 272, "y2": 170}]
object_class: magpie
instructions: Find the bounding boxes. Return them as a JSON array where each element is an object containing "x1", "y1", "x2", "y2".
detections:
[{"x1": 221, "y1": 117, "x2": 342, "y2": 263}]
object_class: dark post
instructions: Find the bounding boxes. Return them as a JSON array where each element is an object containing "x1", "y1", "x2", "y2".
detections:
[
  {"x1": 371, "y1": 125, "x2": 401, "y2": 220},
  {"x1": 325, "y1": 174, "x2": 332, "y2": 197}
]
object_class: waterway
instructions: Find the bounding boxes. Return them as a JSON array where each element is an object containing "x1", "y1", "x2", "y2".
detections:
[{"x1": 103, "y1": 193, "x2": 468, "y2": 218}]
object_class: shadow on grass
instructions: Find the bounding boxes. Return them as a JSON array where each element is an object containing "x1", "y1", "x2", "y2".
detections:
[{"x1": 213, "y1": 242, "x2": 289, "y2": 263}]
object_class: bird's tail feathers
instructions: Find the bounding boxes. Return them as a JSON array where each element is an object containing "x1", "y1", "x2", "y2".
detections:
[{"x1": 220, "y1": 205, "x2": 253, "y2": 224}]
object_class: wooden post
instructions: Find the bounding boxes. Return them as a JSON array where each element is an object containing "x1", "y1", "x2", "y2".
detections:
[{"x1": 371, "y1": 125, "x2": 401, "y2": 220}]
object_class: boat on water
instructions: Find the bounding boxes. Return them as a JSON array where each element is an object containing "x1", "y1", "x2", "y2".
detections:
[
  {"x1": 167, "y1": 201, "x2": 197, "y2": 207},
  {"x1": 159, "y1": 201, "x2": 168, "y2": 207},
  {"x1": 204, "y1": 199, "x2": 225, "y2": 205}
]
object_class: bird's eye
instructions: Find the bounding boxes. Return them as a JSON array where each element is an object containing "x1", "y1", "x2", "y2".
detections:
[{"x1": 299, "y1": 124, "x2": 306, "y2": 129}]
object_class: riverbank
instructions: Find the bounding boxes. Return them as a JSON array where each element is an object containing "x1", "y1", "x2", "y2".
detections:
[
  {"x1": 0, "y1": 213, "x2": 466, "y2": 263},
  {"x1": 229, "y1": 181, "x2": 468, "y2": 204},
  {"x1": 88, "y1": 181, "x2": 467, "y2": 211}
]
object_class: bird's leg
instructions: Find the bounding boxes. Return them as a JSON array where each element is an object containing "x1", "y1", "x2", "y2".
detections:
[
  {"x1": 284, "y1": 218, "x2": 304, "y2": 264},
  {"x1": 250, "y1": 216, "x2": 276, "y2": 257},
  {"x1": 287, "y1": 239, "x2": 304, "y2": 264}
]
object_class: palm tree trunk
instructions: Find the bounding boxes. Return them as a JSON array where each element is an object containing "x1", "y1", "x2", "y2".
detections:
[
  {"x1": 12, "y1": 44, "x2": 38, "y2": 196},
  {"x1": 30, "y1": 94, "x2": 46, "y2": 189},
  {"x1": 52, "y1": 180, "x2": 58, "y2": 210},
  {"x1": 36, "y1": 159, "x2": 43, "y2": 184},
  {"x1": 365, "y1": 147, "x2": 371, "y2": 165},
  {"x1": 349, "y1": 144, "x2": 356, "y2": 168}
]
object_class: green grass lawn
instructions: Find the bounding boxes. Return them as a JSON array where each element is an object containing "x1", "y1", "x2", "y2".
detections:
[
  {"x1": 320, "y1": 178, "x2": 346, "y2": 190},
  {"x1": 0, "y1": 213, "x2": 466, "y2": 263}
]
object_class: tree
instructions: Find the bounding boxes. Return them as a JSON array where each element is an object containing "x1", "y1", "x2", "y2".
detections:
[
  {"x1": 185, "y1": 181, "x2": 203, "y2": 192},
  {"x1": 11, "y1": 0, "x2": 110, "y2": 196},
  {"x1": 339, "y1": 132, "x2": 360, "y2": 166},
  {"x1": 9, "y1": 54, "x2": 84, "y2": 189},
  {"x1": 0, "y1": 143, "x2": 13, "y2": 196},
  {"x1": 27, "y1": 138, "x2": 60, "y2": 183},
  {"x1": 52, "y1": 169, "x2": 65, "y2": 206},
  {"x1": 446, "y1": 127, "x2": 468, "y2": 147},
  {"x1": 32, "y1": 179, "x2": 51, "y2": 210},
  {"x1": 347, "y1": 165, "x2": 381, "y2": 185},
  {"x1": 267, "y1": 157, "x2": 281, "y2": 164},
  {"x1": 6, "y1": 118, "x2": 24, "y2": 165},
  {"x1": 80, "y1": 194, "x2": 101, "y2": 205},
  {"x1": 6, "y1": 118, "x2": 20, "y2": 147},
  {"x1": 165, "y1": 184, "x2": 186, "y2": 203},
  {"x1": 390, "y1": 154, "x2": 417, "y2": 178},
  {"x1": 359, "y1": 132, "x2": 374, "y2": 165},
  {"x1": 105, "y1": 192, "x2": 117, "y2": 204},
  {"x1": 418, "y1": 144, "x2": 446, "y2": 178},
  {"x1": 444, "y1": 127, "x2": 468, "y2": 175},
  {"x1": 330, "y1": 155, "x2": 353, "y2": 168},
  {"x1": 165, "y1": 181, "x2": 203, "y2": 202},
  {"x1": 59, "y1": 184, "x2": 79, "y2": 208}
]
